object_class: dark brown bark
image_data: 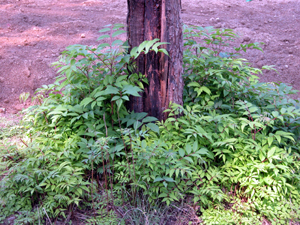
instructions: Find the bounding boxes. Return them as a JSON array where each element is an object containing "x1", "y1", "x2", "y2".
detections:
[{"x1": 127, "y1": 0, "x2": 183, "y2": 121}]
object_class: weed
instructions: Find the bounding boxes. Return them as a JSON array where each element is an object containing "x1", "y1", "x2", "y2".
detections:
[{"x1": 0, "y1": 24, "x2": 300, "y2": 224}]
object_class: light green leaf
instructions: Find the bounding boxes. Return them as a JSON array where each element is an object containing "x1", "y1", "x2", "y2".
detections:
[
  {"x1": 111, "y1": 95, "x2": 120, "y2": 101},
  {"x1": 116, "y1": 75, "x2": 128, "y2": 83},
  {"x1": 112, "y1": 39, "x2": 124, "y2": 46},
  {"x1": 144, "y1": 38, "x2": 159, "y2": 54},
  {"x1": 112, "y1": 30, "x2": 126, "y2": 37},
  {"x1": 99, "y1": 28, "x2": 111, "y2": 33},
  {"x1": 137, "y1": 41, "x2": 148, "y2": 54},
  {"x1": 280, "y1": 108, "x2": 287, "y2": 114},
  {"x1": 268, "y1": 147, "x2": 276, "y2": 158},
  {"x1": 116, "y1": 99, "x2": 123, "y2": 111},
  {"x1": 82, "y1": 112, "x2": 89, "y2": 119},
  {"x1": 122, "y1": 85, "x2": 142, "y2": 97},
  {"x1": 130, "y1": 46, "x2": 138, "y2": 57},
  {"x1": 259, "y1": 151, "x2": 265, "y2": 162},
  {"x1": 154, "y1": 177, "x2": 164, "y2": 182},
  {"x1": 142, "y1": 116, "x2": 158, "y2": 123},
  {"x1": 188, "y1": 82, "x2": 201, "y2": 87},
  {"x1": 122, "y1": 96, "x2": 129, "y2": 101},
  {"x1": 164, "y1": 177, "x2": 175, "y2": 182},
  {"x1": 198, "y1": 86, "x2": 211, "y2": 96},
  {"x1": 136, "y1": 112, "x2": 148, "y2": 120},
  {"x1": 97, "y1": 34, "x2": 110, "y2": 40},
  {"x1": 193, "y1": 141, "x2": 198, "y2": 152},
  {"x1": 196, "y1": 148, "x2": 208, "y2": 155},
  {"x1": 274, "y1": 135, "x2": 281, "y2": 144},
  {"x1": 272, "y1": 111, "x2": 279, "y2": 118},
  {"x1": 186, "y1": 144, "x2": 192, "y2": 155},
  {"x1": 91, "y1": 101, "x2": 96, "y2": 109},
  {"x1": 146, "y1": 123, "x2": 159, "y2": 133},
  {"x1": 267, "y1": 136, "x2": 273, "y2": 147},
  {"x1": 179, "y1": 148, "x2": 185, "y2": 158},
  {"x1": 249, "y1": 107, "x2": 258, "y2": 113},
  {"x1": 158, "y1": 48, "x2": 169, "y2": 56},
  {"x1": 103, "y1": 85, "x2": 119, "y2": 95},
  {"x1": 158, "y1": 193, "x2": 168, "y2": 198},
  {"x1": 152, "y1": 41, "x2": 169, "y2": 53},
  {"x1": 184, "y1": 156, "x2": 193, "y2": 163},
  {"x1": 80, "y1": 97, "x2": 94, "y2": 107}
]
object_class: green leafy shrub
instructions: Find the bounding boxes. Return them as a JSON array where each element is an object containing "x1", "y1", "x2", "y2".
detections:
[
  {"x1": 0, "y1": 24, "x2": 167, "y2": 223},
  {"x1": 1, "y1": 23, "x2": 300, "y2": 224},
  {"x1": 181, "y1": 25, "x2": 300, "y2": 224}
]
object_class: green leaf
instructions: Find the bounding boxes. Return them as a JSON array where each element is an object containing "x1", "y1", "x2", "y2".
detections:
[
  {"x1": 154, "y1": 177, "x2": 164, "y2": 182},
  {"x1": 116, "y1": 99, "x2": 123, "y2": 111},
  {"x1": 137, "y1": 41, "x2": 148, "y2": 54},
  {"x1": 111, "y1": 95, "x2": 120, "y2": 101},
  {"x1": 280, "y1": 108, "x2": 287, "y2": 114},
  {"x1": 184, "y1": 157, "x2": 193, "y2": 163},
  {"x1": 116, "y1": 75, "x2": 128, "y2": 83},
  {"x1": 122, "y1": 85, "x2": 142, "y2": 97},
  {"x1": 198, "y1": 86, "x2": 211, "y2": 96},
  {"x1": 146, "y1": 123, "x2": 159, "y2": 133},
  {"x1": 113, "y1": 23, "x2": 125, "y2": 30},
  {"x1": 272, "y1": 111, "x2": 279, "y2": 118},
  {"x1": 223, "y1": 90, "x2": 229, "y2": 97},
  {"x1": 82, "y1": 112, "x2": 89, "y2": 119},
  {"x1": 163, "y1": 181, "x2": 167, "y2": 188},
  {"x1": 112, "y1": 39, "x2": 124, "y2": 46},
  {"x1": 188, "y1": 82, "x2": 201, "y2": 87},
  {"x1": 186, "y1": 144, "x2": 192, "y2": 154},
  {"x1": 276, "y1": 116, "x2": 284, "y2": 124},
  {"x1": 152, "y1": 41, "x2": 169, "y2": 53},
  {"x1": 122, "y1": 96, "x2": 129, "y2": 101},
  {"x1": 80, "y1": 97, "x2": 94, "y2": 107},
  {"x1": 193, "y1": 141, "x2": 198, "y2": 152},
  {"x1": 179, "y1": 148, "x2": 185, "y2": 157},
  {"x1": 158, "y1": 193, "x2": 168, "y2": 198},
  {"x1": 142, "y1": 116, "x2": 158, "y2": 123},
  {"x1": 169, "y1": 169, "x2": 175, "y2": 177},
  {"x1": 268, "y1": 136, "x2": 273, "y2": 147},
  {"x1": 94, "y1": 91, "x2": 105, "y2": 98},
  {"x1": 136, "y1": 112, "x2": 148, "y2": 120},
  {"x1": 158, "y1": 48, "x2": 169, "y2": 56},
  {"x1": 259, "y1": 151, "x2": 265, "y2": 162},
  {"x1": 274, "y1": 135, "x2": 281, "y2": 144},
  {"x1": 97, "y1": 34, "x2": 110, "y2": 40},
  {"x1": 91, "y1": 101, "x2": 96, "y2": 109},
  {"x1": 164, "y1": 177, "x2": 175, "y2": 182},
  {"x1": 99, "y1": 28, "x2": 111, "y2": 33},
  {"x1": 112, "y1": 30, "x2": 126, "y2": 37},
  {"x1": 130, "y1": 46, "x2": 138, "y2": 57},
  {"x1": 249, "y1": 107, "x2": 258, "y2": 113},
  {"x1": 144, "y1": 38, "x2": 159, "y2": 54},
  {"x1": 268, "y1": 147, "x2": 276, "y2": 158},
  {"x1": 103, "y1": 85, "x2": 119, "y2": 95},
  {"x1": 134, "y1": 121, "x2": 141, "y2": 131},
  {"x1": 196, "y1": 148, "x2": 208, "y2": 155}
]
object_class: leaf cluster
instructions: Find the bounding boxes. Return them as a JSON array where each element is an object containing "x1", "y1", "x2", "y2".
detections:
[{"x1": 1, "y1": 24, "x2": 300, "y2": 224}]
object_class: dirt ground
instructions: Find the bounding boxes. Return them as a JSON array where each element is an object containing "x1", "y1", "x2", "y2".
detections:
[{"x1": 0, "y1": 0, "x2": 299, "y2": 114}]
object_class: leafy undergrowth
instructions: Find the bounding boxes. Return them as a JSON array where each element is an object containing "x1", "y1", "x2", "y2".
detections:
[
  {"x1": 0, "y1": 114, "x2": 23, "y2": 140},
  {"x1": 1, "y1": 24, "x2": 300, "y2": 225},
  {"x1": 0, "y1": 113, "x2": 26, "y2": 177}
]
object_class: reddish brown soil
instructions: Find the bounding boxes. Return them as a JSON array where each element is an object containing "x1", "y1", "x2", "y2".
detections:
[{"x1": 0, "y1": 0, "x2": 299, "y2": 114}]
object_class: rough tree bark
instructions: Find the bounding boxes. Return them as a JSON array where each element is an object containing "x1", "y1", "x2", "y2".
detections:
[{"x1": 127, "y1": 0, "x2": 183, "y2": 121}]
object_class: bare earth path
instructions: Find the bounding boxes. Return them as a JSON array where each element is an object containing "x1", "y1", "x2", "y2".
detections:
[{"x1": 0, "y1": 0, "x2": 299, "y2": 114}]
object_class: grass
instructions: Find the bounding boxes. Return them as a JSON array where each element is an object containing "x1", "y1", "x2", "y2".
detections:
[
  {"x1": 0, "y1": 113, "x2": 25, "y2": 180},
  {"x1": 0, "y1": 113, "x2": 23, "y2": 140}
]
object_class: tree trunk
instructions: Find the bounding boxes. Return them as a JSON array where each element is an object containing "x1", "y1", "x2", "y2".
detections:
[{"x1": 127, "y1": 0, "x2": 183, "y2": 121}]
